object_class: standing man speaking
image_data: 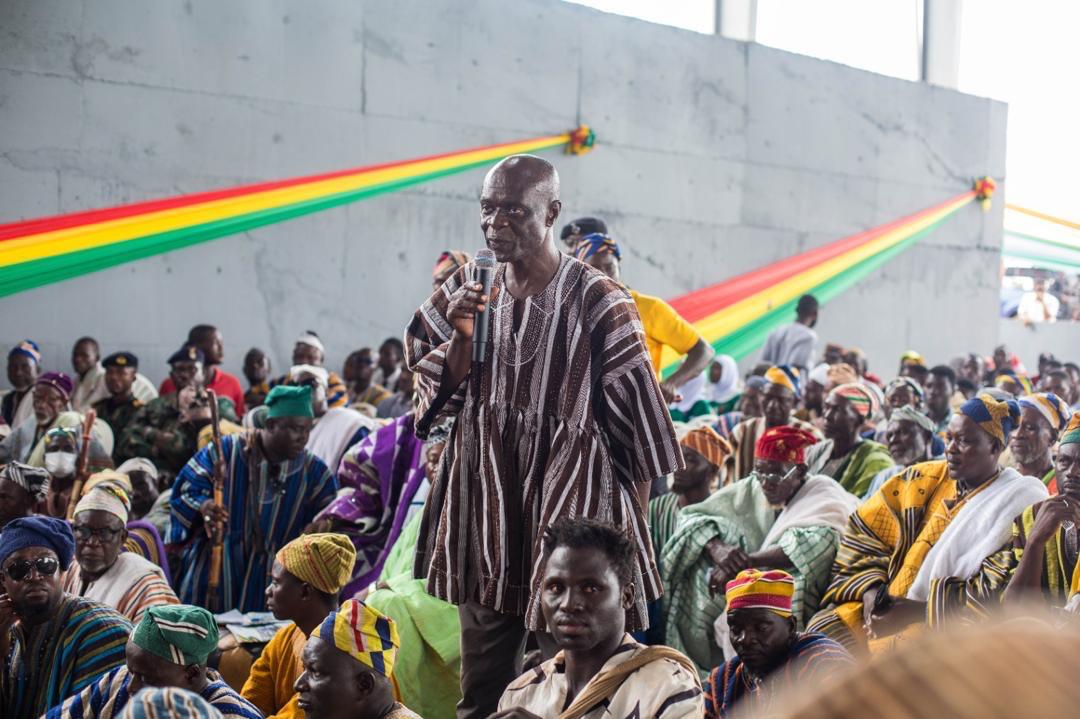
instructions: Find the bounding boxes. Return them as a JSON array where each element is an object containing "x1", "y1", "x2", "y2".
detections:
[{"x1": 405, "y1": 155, "x2": 683, "y2": 717}]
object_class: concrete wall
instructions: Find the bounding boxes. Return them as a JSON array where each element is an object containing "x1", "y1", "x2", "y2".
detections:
[
  {"x1": 0, "y1": 0, "x2": 1006, "y2": 387},
  {"x1": 998, "y1": 319, "x2": 1080, "y2": 372}
]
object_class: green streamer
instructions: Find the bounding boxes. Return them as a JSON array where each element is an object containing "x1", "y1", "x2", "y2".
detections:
[
  {"x1": 659, "y1": 211, "x2": 959, "y2": 377},
  {"x1": 0, "y1": 156, "x2": 512, "y2": 298}
]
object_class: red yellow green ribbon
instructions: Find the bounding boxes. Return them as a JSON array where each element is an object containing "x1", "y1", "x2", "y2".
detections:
[
  {"x1": 659, "y1": 190, "x2": 977, "y2": 375},
  {"x1": 0, "y1": 129, "x2": 590, "y2": 297}
]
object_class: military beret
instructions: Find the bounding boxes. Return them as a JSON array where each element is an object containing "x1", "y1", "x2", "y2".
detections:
[
  {"x1": 103, "y1": 351, "x2": 139, "y2": 370},
  {"x1": 167, "y1": 345, "x2": 205, "y2": 365}
]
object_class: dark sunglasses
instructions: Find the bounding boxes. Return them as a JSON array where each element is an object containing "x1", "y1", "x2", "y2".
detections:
[
  {"x1": 73, "y1": 525, "x2": 124, "y2": 542},
  {"x1": 4, "y1": 556, "x2": 60, "y2": 581}
]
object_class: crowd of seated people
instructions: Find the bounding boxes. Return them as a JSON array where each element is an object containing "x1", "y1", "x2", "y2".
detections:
[{"x1": 1, "y1": 230, "x2": 1079, "y2": 718}]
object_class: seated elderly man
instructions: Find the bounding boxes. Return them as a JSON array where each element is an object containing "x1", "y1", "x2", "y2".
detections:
[
  {"x1": 662, "y1": 427, "x2": 857, "y2": 673},
  {"x1": 724, "y1": 366, "x2": 821, "y2": 484},
  {"x1": 1008, "y1": 392, "x2": 1071, "y2": 492},
  {"x1": 47, "y1": 605, "x2": 262, "y2": 718},
  {"x1": 804, "y1": 383, "x2": 893, "y2": 497},
  {"x1": 0, "y1": 371, "x2": 77, "y2": 463},
  {"x1": 171, "y1": 385, "x2": 337, "y2": 612},
  {"x1": 242, "y1": 533, "x2": 356, "y2": 719},
  {"x1": 704, "y1": 569, "x2": 853, "y2": 718},
  {"x1": 63, "y1": 474, "x2": 178, "y2": 623},
  {"x1": 0, "y1": 462, "x2": 49, "y2": 528},
  {"x1": 807, "y1": 394, "x2": 1049, "y2": 653},
  {"x1": 0, "y1": 516, "x2": 131, "y2": 719},
  {"x1": 294, "y1": 598, "x2": 419, "y2": 719},
  {"x1": 496, "y1": 519, "x2": 703, "y2": 719},
  {"x1": 862, "y1": 406, "x2": 940, "y2": 498}
]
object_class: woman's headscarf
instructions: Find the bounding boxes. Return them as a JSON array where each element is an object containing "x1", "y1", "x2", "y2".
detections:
[{"x1": 706, "y1": 354, "x2": 741, "y2": 405}]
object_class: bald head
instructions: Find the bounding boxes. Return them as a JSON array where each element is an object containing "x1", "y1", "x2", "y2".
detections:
[
  {"x1": 480, "y1": 155, "x2": 562, "y2": 263},
  {"x1": 485, "y1": 154, "x2": 559, "y2": 200}
]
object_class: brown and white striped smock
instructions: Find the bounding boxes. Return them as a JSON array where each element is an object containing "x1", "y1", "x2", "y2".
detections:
[{"x1": 405, "y1": 254, "x2": 683, "y2": 630}]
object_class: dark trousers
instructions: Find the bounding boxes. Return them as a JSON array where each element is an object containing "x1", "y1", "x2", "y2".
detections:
[{"x1": 456, "y1": 600, "x2": 557, "y2": 719}]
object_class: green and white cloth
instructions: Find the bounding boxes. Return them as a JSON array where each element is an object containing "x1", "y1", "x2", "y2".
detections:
[{"x1": 660, "y1": 475, "x2": 857, "y2": 674}]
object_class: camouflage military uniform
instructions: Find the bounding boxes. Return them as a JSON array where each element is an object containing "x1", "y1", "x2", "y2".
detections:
[
  {"x1": 93, "y1": 395, "x2": 144, "y2": 454},
  {"x1": 117, "y1": 393, "x2": 237, "y2": 476}
]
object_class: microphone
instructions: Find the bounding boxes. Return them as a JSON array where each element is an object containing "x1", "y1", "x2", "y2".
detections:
[{"x1": 472, "y1": 248, "x2": 496, "y2": 364}]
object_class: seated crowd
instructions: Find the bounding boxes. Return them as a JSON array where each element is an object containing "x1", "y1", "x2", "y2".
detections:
[{"x1": 1, "y1": 236, "x2": 1079, "y2": 719}]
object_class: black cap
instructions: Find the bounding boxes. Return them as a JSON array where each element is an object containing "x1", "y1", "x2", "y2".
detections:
[
  {"x1": 167, "y1": 344, "x2": 205, "y2": 365},
  {"x1": 102, "y1": 351, "x2": 139, "y2": 370},
  {"x1": 560, "y1": 216, "x2": 607, "y2": 240}
]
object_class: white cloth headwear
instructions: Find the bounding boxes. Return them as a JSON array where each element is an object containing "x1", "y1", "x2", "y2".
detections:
[
  {"x1": 117, "y1": 457, "x2": 160, "y2": 482},
  {"x1": 295, "y1": 331, "x2": 326, "y2": 356},
  {"x1": 290, "y1": 364, "x2": 329, "y2": 389},
  {"x1": 808, "y1": 362, "x2": 831, "y2": 387}
]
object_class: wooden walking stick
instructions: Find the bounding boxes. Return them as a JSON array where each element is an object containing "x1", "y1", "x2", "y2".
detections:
[
  {"x1": 206, "y1": 390, "x2": 227, "y2": 607},
  {"x1": 65, "y1": 409, "x2": 96, "y2": 520}
]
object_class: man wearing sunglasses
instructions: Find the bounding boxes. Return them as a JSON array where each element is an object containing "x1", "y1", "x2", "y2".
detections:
[
  {"x1": 0, "y1": 515, "x2": 131, "y2": 719},
  {"x1": 661, "y1": 426, "x2": 858, "y2": 674}
]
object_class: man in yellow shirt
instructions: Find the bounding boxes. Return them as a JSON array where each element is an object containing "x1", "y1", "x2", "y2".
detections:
[
  {"x1": 241, "y1": 533, "x2": 356, "y2": 719},
  {"x1": 574, "y1": 234, "x2": 714, "y2": 403}
]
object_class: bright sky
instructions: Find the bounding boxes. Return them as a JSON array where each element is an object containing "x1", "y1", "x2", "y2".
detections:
[{"x1": 566, "y1": 0, "x2": 1079, "y2": 222}]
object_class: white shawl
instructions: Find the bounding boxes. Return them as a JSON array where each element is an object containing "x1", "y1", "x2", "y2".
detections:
[
  {"x1": 906, "y1": 467, "x2": 1048, "y2": 601},
  {"x1": 761, "y1": 475, "x2": 859, "y2": 548}
]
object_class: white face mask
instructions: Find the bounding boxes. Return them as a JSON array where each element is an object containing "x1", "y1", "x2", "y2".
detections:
[{"x1": 45, "y1": 451, "x2": 77, "y2": 478}]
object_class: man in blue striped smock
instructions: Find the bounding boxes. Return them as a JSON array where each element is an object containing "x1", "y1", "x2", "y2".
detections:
[
  {"x1": 47, "y1": 605, "x2": 262, "y2": 719},
  {"x1": 0, "y1": 516, "x2": 131, "y2": 719},
  {"x1": 169, "y1": 385, "x2": 337, "y2": 612}
]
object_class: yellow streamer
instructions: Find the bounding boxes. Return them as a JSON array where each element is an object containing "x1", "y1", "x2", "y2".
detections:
[
  {"x1": 1006, "y1": 204, "x2": 1080, "y2": 232},
  {"x1": 657, "y1": 194, "x2": 973, "y2": 368},
  {"x1": 0, "y1": 133, "x2": 569, "y2": 266}
]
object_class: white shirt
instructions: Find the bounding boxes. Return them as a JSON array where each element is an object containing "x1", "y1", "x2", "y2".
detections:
[{"x1": 1017, "y1": 291, "x2": 1060, "y2": 323}]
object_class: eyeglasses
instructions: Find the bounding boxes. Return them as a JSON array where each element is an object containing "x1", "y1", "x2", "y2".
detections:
[
  {"x1": 73, "y1": 526, "x2": 124, "y2": 542},
  {"x1": 753, "y1": 466, "x2": 799, "y2": 485},
  {"x1": 3, "y1": 556, "x2": 60, "y2": 581}
]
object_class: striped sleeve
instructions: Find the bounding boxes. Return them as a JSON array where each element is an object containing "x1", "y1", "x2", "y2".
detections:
[
  {"x1": 305, "y1": 455, "x2": 339, "y2": 517},
  {"x1": 46, "y1": 666, "x2": 130, "y2": 719},
  {"x1": 119, "y1": 572, "x2": 181, "y2": 624},
  {"x1": 325, "y1": 371, "x2": 350, "y2": 409},
  {"x1": 595, "y1": 289, "x2": 683, "y2": 483},
  {"x1": 205, "y1": 681, "x2": 266, "y2": 718},
  {"x1": 786, "y1": 635, "x2": 855, "y2": 686},
  {"x1": 67, "y1": 605, "x2": 132, "y2": 697},
  {"x1": 168, "y1": 439, "x2": 219, "y2": 544},
  {"x1": 405, "y1": 267, "x2": 469, "y2": 432}
]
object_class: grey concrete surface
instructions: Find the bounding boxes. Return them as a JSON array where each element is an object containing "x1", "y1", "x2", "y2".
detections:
[
  {"x1": 0, "y1": 0, "x2": 1007, "y2": 387},
  {"x1": 998, "y1": 319, "x2": 1080, "y2": 373}
]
